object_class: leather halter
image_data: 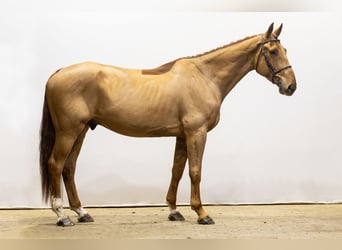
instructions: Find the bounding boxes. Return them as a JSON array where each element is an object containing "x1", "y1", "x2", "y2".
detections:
[{"x1": 255, "y1": 37, "x2": 292, "y2": 86}]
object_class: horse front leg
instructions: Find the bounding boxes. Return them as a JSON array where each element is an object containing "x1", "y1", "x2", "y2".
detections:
[
  {"x1": 166, "y1": 136, "x2": 188, "y2": 221},
  {"x1": 185, "y1": 127, "x2": 215, "y2": 225}
]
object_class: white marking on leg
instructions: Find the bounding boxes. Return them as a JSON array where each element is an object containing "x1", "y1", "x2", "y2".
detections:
[
  {"x1": 169, "y1": 208, "x2": 178, "y2": 215},
  {"x1": 167, "y1": 201, "x2": 177, "y2": 214},
  {"x1": 71, "y1": 207, "x2": 88, "y2": 218},
  {"x1": 51, "y1": 197, "x2": 67, "y2": 221}
]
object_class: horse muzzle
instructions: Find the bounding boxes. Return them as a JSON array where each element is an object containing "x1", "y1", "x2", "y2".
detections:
[{"x1": 279, "y1": 82, "x2": 296, "y2": 96}]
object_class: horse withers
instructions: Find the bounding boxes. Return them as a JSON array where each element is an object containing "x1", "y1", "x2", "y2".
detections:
[{"x1": 40, "y1": 23, "x2": 296, "y2": 226}]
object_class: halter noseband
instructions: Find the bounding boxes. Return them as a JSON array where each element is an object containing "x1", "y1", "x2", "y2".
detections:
[{"x1": 255, "y1": 37, "x2": 292, "y2": 86}]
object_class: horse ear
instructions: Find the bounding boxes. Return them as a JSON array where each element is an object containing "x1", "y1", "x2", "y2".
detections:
[
  {"x1": 273, "y1": 23, "x2": 283, "y2": 38},
  {"x1": 265, "y1": 23, "x2": 274, "y2": 38}
]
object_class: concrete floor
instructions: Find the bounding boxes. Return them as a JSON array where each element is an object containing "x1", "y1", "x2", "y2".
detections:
[{"x1": 1, "y1": 204, "x2": 342, "y2": 239}]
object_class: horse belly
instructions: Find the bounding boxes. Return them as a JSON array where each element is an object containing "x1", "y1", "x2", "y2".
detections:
[
  {"x1": 97, "y1": 112, "x2": 182, "y2": 137},
  {"x1": 95, "y1": 94, "x2": 182, "y2": 137}
]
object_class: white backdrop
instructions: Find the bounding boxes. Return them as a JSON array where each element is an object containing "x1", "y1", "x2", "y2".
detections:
[{"x1": 1, "y1": 1, "x2": 342, "y2": 208}]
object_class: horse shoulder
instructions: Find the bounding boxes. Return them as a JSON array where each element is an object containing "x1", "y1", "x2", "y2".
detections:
[{"x1": 170, "y1": 60, "x2": 221, "y2": 131}]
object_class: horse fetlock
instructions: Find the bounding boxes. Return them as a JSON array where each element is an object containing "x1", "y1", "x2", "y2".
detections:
[
  {"x1": 69, "y1": 206, "x2": 94, "y2": 223},
  {"x1": 71, "y1": 206, "x2": 88, "y2": 218},
  {"x1": 190, "y1": 199, "x2": 202, "y2": 211},
  {"x1": 192, "y1": 204, "x2": 209, "y2": 219},
  {"x1": 166, "y1": 196, "x2": 176, "y2": 209}
]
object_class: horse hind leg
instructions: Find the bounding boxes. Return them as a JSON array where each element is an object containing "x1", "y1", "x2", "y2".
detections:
[
  {"x1": 49, "y1": 132, "x2": 81, "y2": 226},
  {"x1": 63, "y1": 126, "x2": 94, "y2": 223}
]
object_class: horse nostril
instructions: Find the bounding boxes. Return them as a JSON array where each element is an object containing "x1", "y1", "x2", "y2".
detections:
[{"x1": 287, "y1": 83, "x2": 296, "y2": 93}]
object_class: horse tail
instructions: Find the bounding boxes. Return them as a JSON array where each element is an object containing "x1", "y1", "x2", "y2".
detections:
[{"x1": 39, "y1": 91, "x2": 55, "y2": 203}]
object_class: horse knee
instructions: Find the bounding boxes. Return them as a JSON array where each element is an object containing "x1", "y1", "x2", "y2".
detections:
[{"x1": 189, "y1": 169, "x2": 201, "y2": 183}]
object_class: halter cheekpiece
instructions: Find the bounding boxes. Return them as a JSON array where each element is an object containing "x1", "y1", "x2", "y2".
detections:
[{"x1": 255, "y1": 37, "x2": 292, "y2": 86}]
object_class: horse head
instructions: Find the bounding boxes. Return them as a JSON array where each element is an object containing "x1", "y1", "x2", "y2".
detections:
[{"x1": 255, "y1": 23, "x2": 297, "y2": 96}]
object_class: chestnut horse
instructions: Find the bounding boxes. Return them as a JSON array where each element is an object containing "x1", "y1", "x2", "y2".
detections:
[{"x1": 40, "y1": 23, "x2": 296, "y2": 226}]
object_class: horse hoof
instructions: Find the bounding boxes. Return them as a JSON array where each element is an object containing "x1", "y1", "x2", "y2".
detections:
[
  {"x1": 168, "y1": 211, "x2": 185, "y2": 221},
  {"x1": 78, "y1": 213, "x2": 95, "y2": 223},
  {"x1": 56, "y1": 217, "x2": 75, "y2": 227},
  {"x1": 198, "y1": 216, "x2": 215, "y2": 225}
]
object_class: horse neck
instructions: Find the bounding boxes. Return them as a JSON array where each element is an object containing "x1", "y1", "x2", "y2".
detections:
[{"x1": 191, "y1": 34, "x2": 262, "y2": 102}]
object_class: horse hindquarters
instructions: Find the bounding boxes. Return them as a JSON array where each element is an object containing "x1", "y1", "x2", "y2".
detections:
[{"x1": 40, "y1": 88, "x2": 94, "y2": 226}]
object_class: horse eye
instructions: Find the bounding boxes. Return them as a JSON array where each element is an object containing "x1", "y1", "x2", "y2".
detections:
[{"x1": 270, "y1": 49, "x2": 278, "y2": 56}]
